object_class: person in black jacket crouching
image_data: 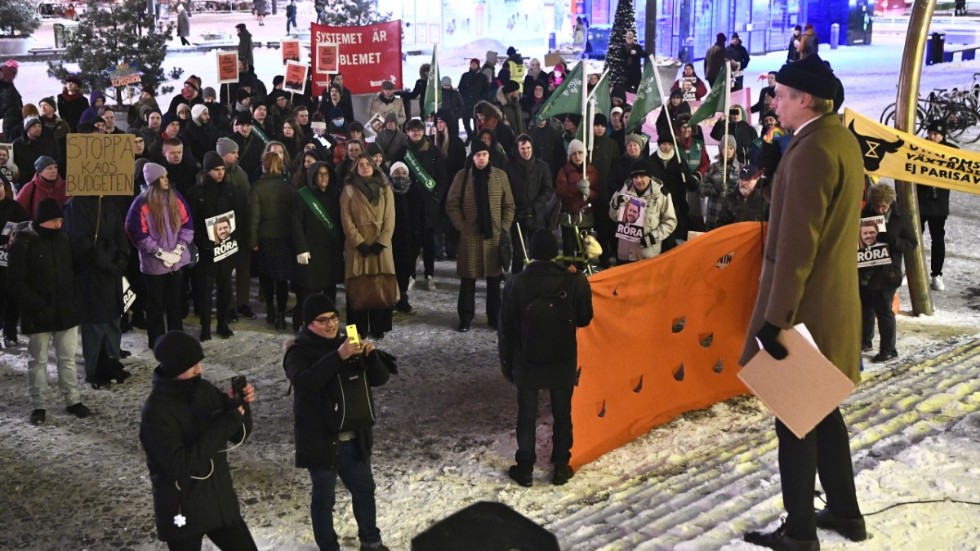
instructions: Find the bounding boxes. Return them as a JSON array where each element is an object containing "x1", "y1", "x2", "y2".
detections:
[
  {"x1": 284, "y1": 294, "x2": 392, "y2": 551},
  {"x1": 498, "y1": 229, "x2": 593, "y2": 487},
  {"x1": 139, "y1": 331, "x2": 257, "y2": 551}
]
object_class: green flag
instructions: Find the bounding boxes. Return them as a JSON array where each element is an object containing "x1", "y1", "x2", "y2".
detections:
[
  {"x1": 688, "y1": 63, "x2": 729, "y2": 127},
  {"x1": 422, "y1": 46, "x2": 440, "y2": 118},
  {"x1": 534, "y1": 61, "x2": 585, "y2": 122},
  {"x1": 578, "y1": 70, "x2": 612, "y2": 142},
  {"x1": 626, "y1": 59, "x2": 661, "y2": 132}
]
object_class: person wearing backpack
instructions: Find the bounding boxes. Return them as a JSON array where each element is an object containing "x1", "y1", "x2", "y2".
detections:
[
  {"x1": 283, "y1": 294, "x2": 392, "y2": 551},
  {"x1": 498, "y1": 229, "x2": 593, "y2": 487}
]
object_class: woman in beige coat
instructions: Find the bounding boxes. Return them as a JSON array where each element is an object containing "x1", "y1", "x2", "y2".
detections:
[
  {"x1": 445, "y1": 141, "x2": 515, "y2": 332},
  {"x1": 340, "y1": 154, "x2": 397, "y2": 339}
]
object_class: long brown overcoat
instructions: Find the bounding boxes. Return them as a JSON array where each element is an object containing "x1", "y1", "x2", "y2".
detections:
[
  {"x1": 340, "y1": 182, "x2": 397, "y2": 280},
  {"x1": 739, "y1": 113, "x2": 864, "y2": 384},
  {"x1": 445, "y1": 166, "x2": 515, "y2": 279}
]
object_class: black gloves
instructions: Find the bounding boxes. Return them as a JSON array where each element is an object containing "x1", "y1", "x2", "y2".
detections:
[
  {"x1": 639, "y1": 233, "x2": 657, "y2": 248},
  {"x1": 615, "y1": 194, "x2": 629, "y2": 208},
  {"x1": 356, "y1": 243, "x2": 372, "y2": 256},
  {"x1": 756, "y1": 321, "x2": 787, "y2": 360},
  {"x1": 369, "y1": 242, "x2": 385, "y2": 255},
  {"x1": 875, "y1": 231, "x2": 895, "y2": 246}
]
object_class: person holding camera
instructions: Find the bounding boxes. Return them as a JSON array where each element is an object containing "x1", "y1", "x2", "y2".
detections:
[
  {"x1": 284, "y1": 294, "x2": 392, "y2": 551},
  {"x1": 139, "y1": 330, "x2": 257, "y2": 551}
]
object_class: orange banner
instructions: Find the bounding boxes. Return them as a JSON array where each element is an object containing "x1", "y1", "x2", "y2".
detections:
[{"x1": 570, "y1": 222, "x2": 763, "y2": 468}]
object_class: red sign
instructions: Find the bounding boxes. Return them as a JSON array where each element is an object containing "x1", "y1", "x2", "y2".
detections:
[{"x1": 310, "y1": 20, "x2": 403, "y2": 96}]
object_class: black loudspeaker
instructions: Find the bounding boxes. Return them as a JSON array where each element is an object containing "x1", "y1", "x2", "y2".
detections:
[{"x1": 411, "y1": 501, "x2": 561, "y2": 551}]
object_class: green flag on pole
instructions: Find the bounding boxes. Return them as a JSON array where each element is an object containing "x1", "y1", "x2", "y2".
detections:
[
  {"x1": 688, "y1": 63, "x2": 730, "y2": 127},
  {"x1": 626, "y1": 59, "x2": 662, "y2": 132},
  {"x1": 422, "y1": 46, "x2": 440, "y2": 118},
  {"x1": 534, "y1": 61, "x2": 585, "y2": 122},
  {"x1": 578, "y1": 70, "x2": 612, "y2": 143}
]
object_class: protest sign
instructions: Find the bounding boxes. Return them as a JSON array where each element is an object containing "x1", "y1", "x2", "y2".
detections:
[
  {"x1": 122, "y1": 276, "x2": 136, "y2": 313},
  {"x1": 0, "y1": 221, "x2": 17, "y2": 268},
  {"x1": 0, "y1": 143, "x2": 14, "y2": 182},
  {"x1": 217, "y1": 52, "x2": 239, "y2": 84},
  {"x1": 614, "y1": 195, "x2": 647, "y2": 243},
  {"x1": 282, "y1": 39, "x2": 301, "y2": 64},
  {"x1": 284, "y1": 62, "x2": 308, "y2": 93},
  {"x1": 109, "y1": 62, "x2": 142, "y2": 88},
  {"x1": 857, "y1": 215, "x2": 891, "y2": 268},
  {"x1": 311, "y1": 21, "x2": 403, "y2": 95},
  {"x1": 65, "y1": 134, "x2": 136, "y2": 196},
  {"x1": 207, "y1": 210, "x2": 238, "y2": 262}
]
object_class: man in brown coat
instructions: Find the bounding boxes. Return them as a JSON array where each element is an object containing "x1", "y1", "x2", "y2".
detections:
[
  {"x1": 445, "y1": 141, "x2": 515, "y2": 332},
  {"x1": 739, "y1": 54, "x2": 867, "y2": 550}
]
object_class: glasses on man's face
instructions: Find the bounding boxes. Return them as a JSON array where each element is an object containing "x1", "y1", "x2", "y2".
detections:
[{"x1": 313, "y1": 314, "x2": 339, "y2": 326}]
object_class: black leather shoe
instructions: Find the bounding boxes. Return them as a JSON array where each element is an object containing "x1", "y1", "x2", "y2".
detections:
[
  {"x1": 200, "y1": 329, "x2": 212, "y2": 342},
  {"x1": 508, "y1": 465, "x2": 532, "y2": 487},
  {"x1": 86, "y1": 376, "x2": 113, "y2": 390},
  {"x1": 815, "y1": 508, "x2": 867, "y2": 542},
  {"x1": 553, "y1": 464, "x2": 574, "y2": 485},
  {"x1": 66, "y1": 403, "x2": 93, "y2": 419},
  {"x1": 217, "y1": 325, "x2": 234, "y2": 339},
  {"x1": 237, "y1": 305, "x2": 257, "y2": 320},
  {"x1": 457, "y1": 322, "x2": 470, "y2": 333},
  {"x1": 871, "y1": 350, "x2": 898, "y2": 363},
  {"x1": 30, "y1": 409, "x2": 46, "y2": 425},
  {"x1": 744, "y1": 525, "x2": 819, "y2": 550}
]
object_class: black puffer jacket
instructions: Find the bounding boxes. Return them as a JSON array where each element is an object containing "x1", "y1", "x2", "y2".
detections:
[
  {"x1": 63, "y1": 195, "x2": 129, "y2": 324},
  {"x1": 7, "y1": 223, "x2": 79, "y2": 334},
  {"x1": 186, "y1": 172, "x2": 238, "y2": 266},
  {"x1": 498, "y1": 260, "x2": 593, "y2": 389},
  {"x1": 140, "y1": 372, "x2": 251, "y2": 542},
  {"x1": 283, "y1": 327, "x2": 390, "y2": 469}
]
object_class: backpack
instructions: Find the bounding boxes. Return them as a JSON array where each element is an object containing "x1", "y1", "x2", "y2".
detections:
[
  {"x1": 325, "y1": 358, "x2": 377, "y2": 432},
  {"x1": 522, "y1": 277, "x2": 577, "y2": 367}
]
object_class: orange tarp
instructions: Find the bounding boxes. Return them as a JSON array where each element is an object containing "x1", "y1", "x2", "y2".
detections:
[{"x1": 570, "y1": 222, "x2": 765, "y2": 468}]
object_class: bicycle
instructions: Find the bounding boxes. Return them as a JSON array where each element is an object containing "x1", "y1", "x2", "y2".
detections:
[{"x1": 879, "y1": 81, "x2": 980, "y2": 144}]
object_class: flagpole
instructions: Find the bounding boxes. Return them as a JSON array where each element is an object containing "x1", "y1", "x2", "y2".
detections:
[
  {"x1": 650, "y1": 55, "x2": 684, "y2": 176},
  {"x1": 581, "y1": 61, "x2": 588, "y2": 181},
  {"x1": 585, "y1": 69, "x2": 611, "y2": 164},
  {"x1": 434, "y1": 45, "x2": 440, "y2": 117},
  {"x1": 722, "y1": 63, "x2": 732, "y2": 191}
]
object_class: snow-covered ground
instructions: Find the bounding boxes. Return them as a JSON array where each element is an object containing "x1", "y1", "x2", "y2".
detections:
[{"x1": 2, "y1": 23, "x2": 980, "y2": 551}]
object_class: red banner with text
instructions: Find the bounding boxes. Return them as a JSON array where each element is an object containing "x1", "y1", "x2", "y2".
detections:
[{"x1": 310, "y1": 21, "x2": 403, "y2": 96}]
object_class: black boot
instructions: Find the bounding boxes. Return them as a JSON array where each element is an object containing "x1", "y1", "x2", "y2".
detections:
[{"x1": 275, "y1": 312, "x2": 288, "y2": 331}]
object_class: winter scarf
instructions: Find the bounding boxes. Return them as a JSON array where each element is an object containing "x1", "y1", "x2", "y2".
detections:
[
  {"x1": 351, "y1": 172, "x2": 384, "y2": 204},
  {"x1": 472, "y1": 164, "x2": 493, "y2": 238}
]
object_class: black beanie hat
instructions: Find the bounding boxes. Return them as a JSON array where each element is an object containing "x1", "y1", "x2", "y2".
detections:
[
  {"x1": 153, "y1": 331, "x2": 204, "y2": 378},
  {"x1": 775, "y1": 54, "x2": 839, "y2": 101},
  {"x1": 529, "y1": 228, "x2": 559, "y2": 261},
  {"x1": 303, "y1": 293, "x2": 337, "y2": 326},
  {"x1": 34, "y1": 198, "x2": 64, "y2": 224},
  {"x1": 203, "y1": 151, "x2": 224, "y2": 173},
  {"x1": 469, "y1": 140, "x2": 490, "y2": 158}
]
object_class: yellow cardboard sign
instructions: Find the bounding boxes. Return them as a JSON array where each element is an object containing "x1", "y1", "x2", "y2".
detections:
[
  {"x1": 844, "y1": 108, "x2": 980, "y2": 194},
  {"x1": 65, "y1": 134, "x2": 136, "y2": 196}
]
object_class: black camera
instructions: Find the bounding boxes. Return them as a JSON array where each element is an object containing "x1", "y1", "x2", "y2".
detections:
[{"x1": 231, "y1": 375, "x2": 247, "y2": 408}]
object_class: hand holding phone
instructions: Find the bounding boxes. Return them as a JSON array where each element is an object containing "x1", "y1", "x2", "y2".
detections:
[{"x1": 231, "y1": 375, "x2": 247, "y2": 409}]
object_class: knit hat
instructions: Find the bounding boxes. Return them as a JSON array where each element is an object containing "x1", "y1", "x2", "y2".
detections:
[
  {"x1": 366, "y1": 142, "x2": 383, "y2": 158},
  {"x1": 153, "y1": 331, "x2": 205, "y2": 378},
  {"x1": 39, "y1": 96, "x2": 56, "y2": 110},
  {"x1": 349, "y1": 121, "x2": 365, "y2": 133},
  {"x1": 630, "y1": 167, "x2": 651, "y2": 179},
  {"x1": 435, "y1": 108, "x2": 452, "y2": 123},
  {"x1": 302, "y1": 293, "x2": 337, "y2": 326},
  {"x1": 216, "y1": 137, "x2": 239, "y2": 156},
  {"x1": 716, "y1": 33, "x2": 727, "y2": 43},
  {"x1": 143, "y1": 162, "x2": 167, "y2": 185},
  {"x1": 235, "y1": 23, "x2": 247, "y2": 31},
  {"x1": 502, "y1": 80, "x2": 520, "y2": 94},
  {"x1": 926, "y1": 119, "x2": 947, "y2": 136},
  {"x1": 191, "y1": 104, "x2": 208, "y2": 121},
  {"x1": 176, "y1": 103, "x2": 192, "y2": 117},
  {"x1": 23, "y1": 116, "x2": 41, "y2": 132},
  {"x1": 237, "y1": 88, "x2": 252, "y2": 102},
  {"x1": 203, "y1": 86, "x2": 217, "y2": 99},
  {"x1": 528, "y1": 228, "x2": 559, "y2": 261},
  {"x1": 384, "y1": 112, "x2": 398, "y2": 123},
  {"x1": 441, "y1": 76, "x2": 452, "y2": 86},
  {"x1": 34, "y1": 155, "x2": 57, "y2": 173},
  {"x1": 611, "y1": 106, "x2": 624, "y2": 117},
  {"x1": 593, "y1": 113, "x2": 607, "y2": 126},
  {"x1": 203, "y1": 151, "x2": 224, "y2": 172},
  {"x1": 234, "y1": 111, "x2": 253, "y2": 126},
  {"x1": 469, "y1": 140, "x2": 490, "y2": 158},
  {"x1": 470, "y1": 58, "x2": 480, "y2": 66},
  {"x1": 389, "y1": 161, "x2": 409, "y2": 176},
  {"x1": 567, "y1": 139, "x2": 585, "y2": 156},
  {"x1": 64, "y1": 74, "x2": 82, "y2": 85},
  {"x1": 34, "y1": 198, "x2": 64, "y2": 224},
  {"x1": 625, "y1": 133, "x2": 645, "y2": 148},
  {"x1": 670, "y1": 88, "x2": 684, "y2": 99},
  {"x1": 720, "y1": 134, "x2": 737, "y2": 149},
  {"x1": 657, "y1": 134, "x2": 673, "y2": 145},
  {"x1": 184, "y1": 78, "x2": 199, "y2": 92},
  {"x1": 162, "y1": 112, "x2": 179, "y2": 129},
  {"x1": 775, "y1": 54, "x2": 839, "y2": 100}
]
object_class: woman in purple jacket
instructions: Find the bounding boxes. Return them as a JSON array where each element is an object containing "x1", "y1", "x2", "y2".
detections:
[{"x1": 126, "y1": 162, "x2": 194, "y2": 348}]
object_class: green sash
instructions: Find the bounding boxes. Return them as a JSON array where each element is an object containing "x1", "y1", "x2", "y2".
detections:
[
  {"x1": 297, "y1": 187, "x2": 338, "y2": 238},
  {"x1": 403, "y1": 149, "x2": 437, "y2": 194}
]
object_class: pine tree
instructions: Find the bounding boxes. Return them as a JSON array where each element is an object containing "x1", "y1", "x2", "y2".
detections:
[
  {"x1": 604, "y1": 0, "x2": 637, "y2": 90},
  {"x1": 46, "y1": 0, "x2": 178, "y2": 104},
  {"x1": 314, "y1": 0, "x2": 390, "y2": 26},
  {"x1": 0, "y1": 0, "x2": 41, "y2": 38}
]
